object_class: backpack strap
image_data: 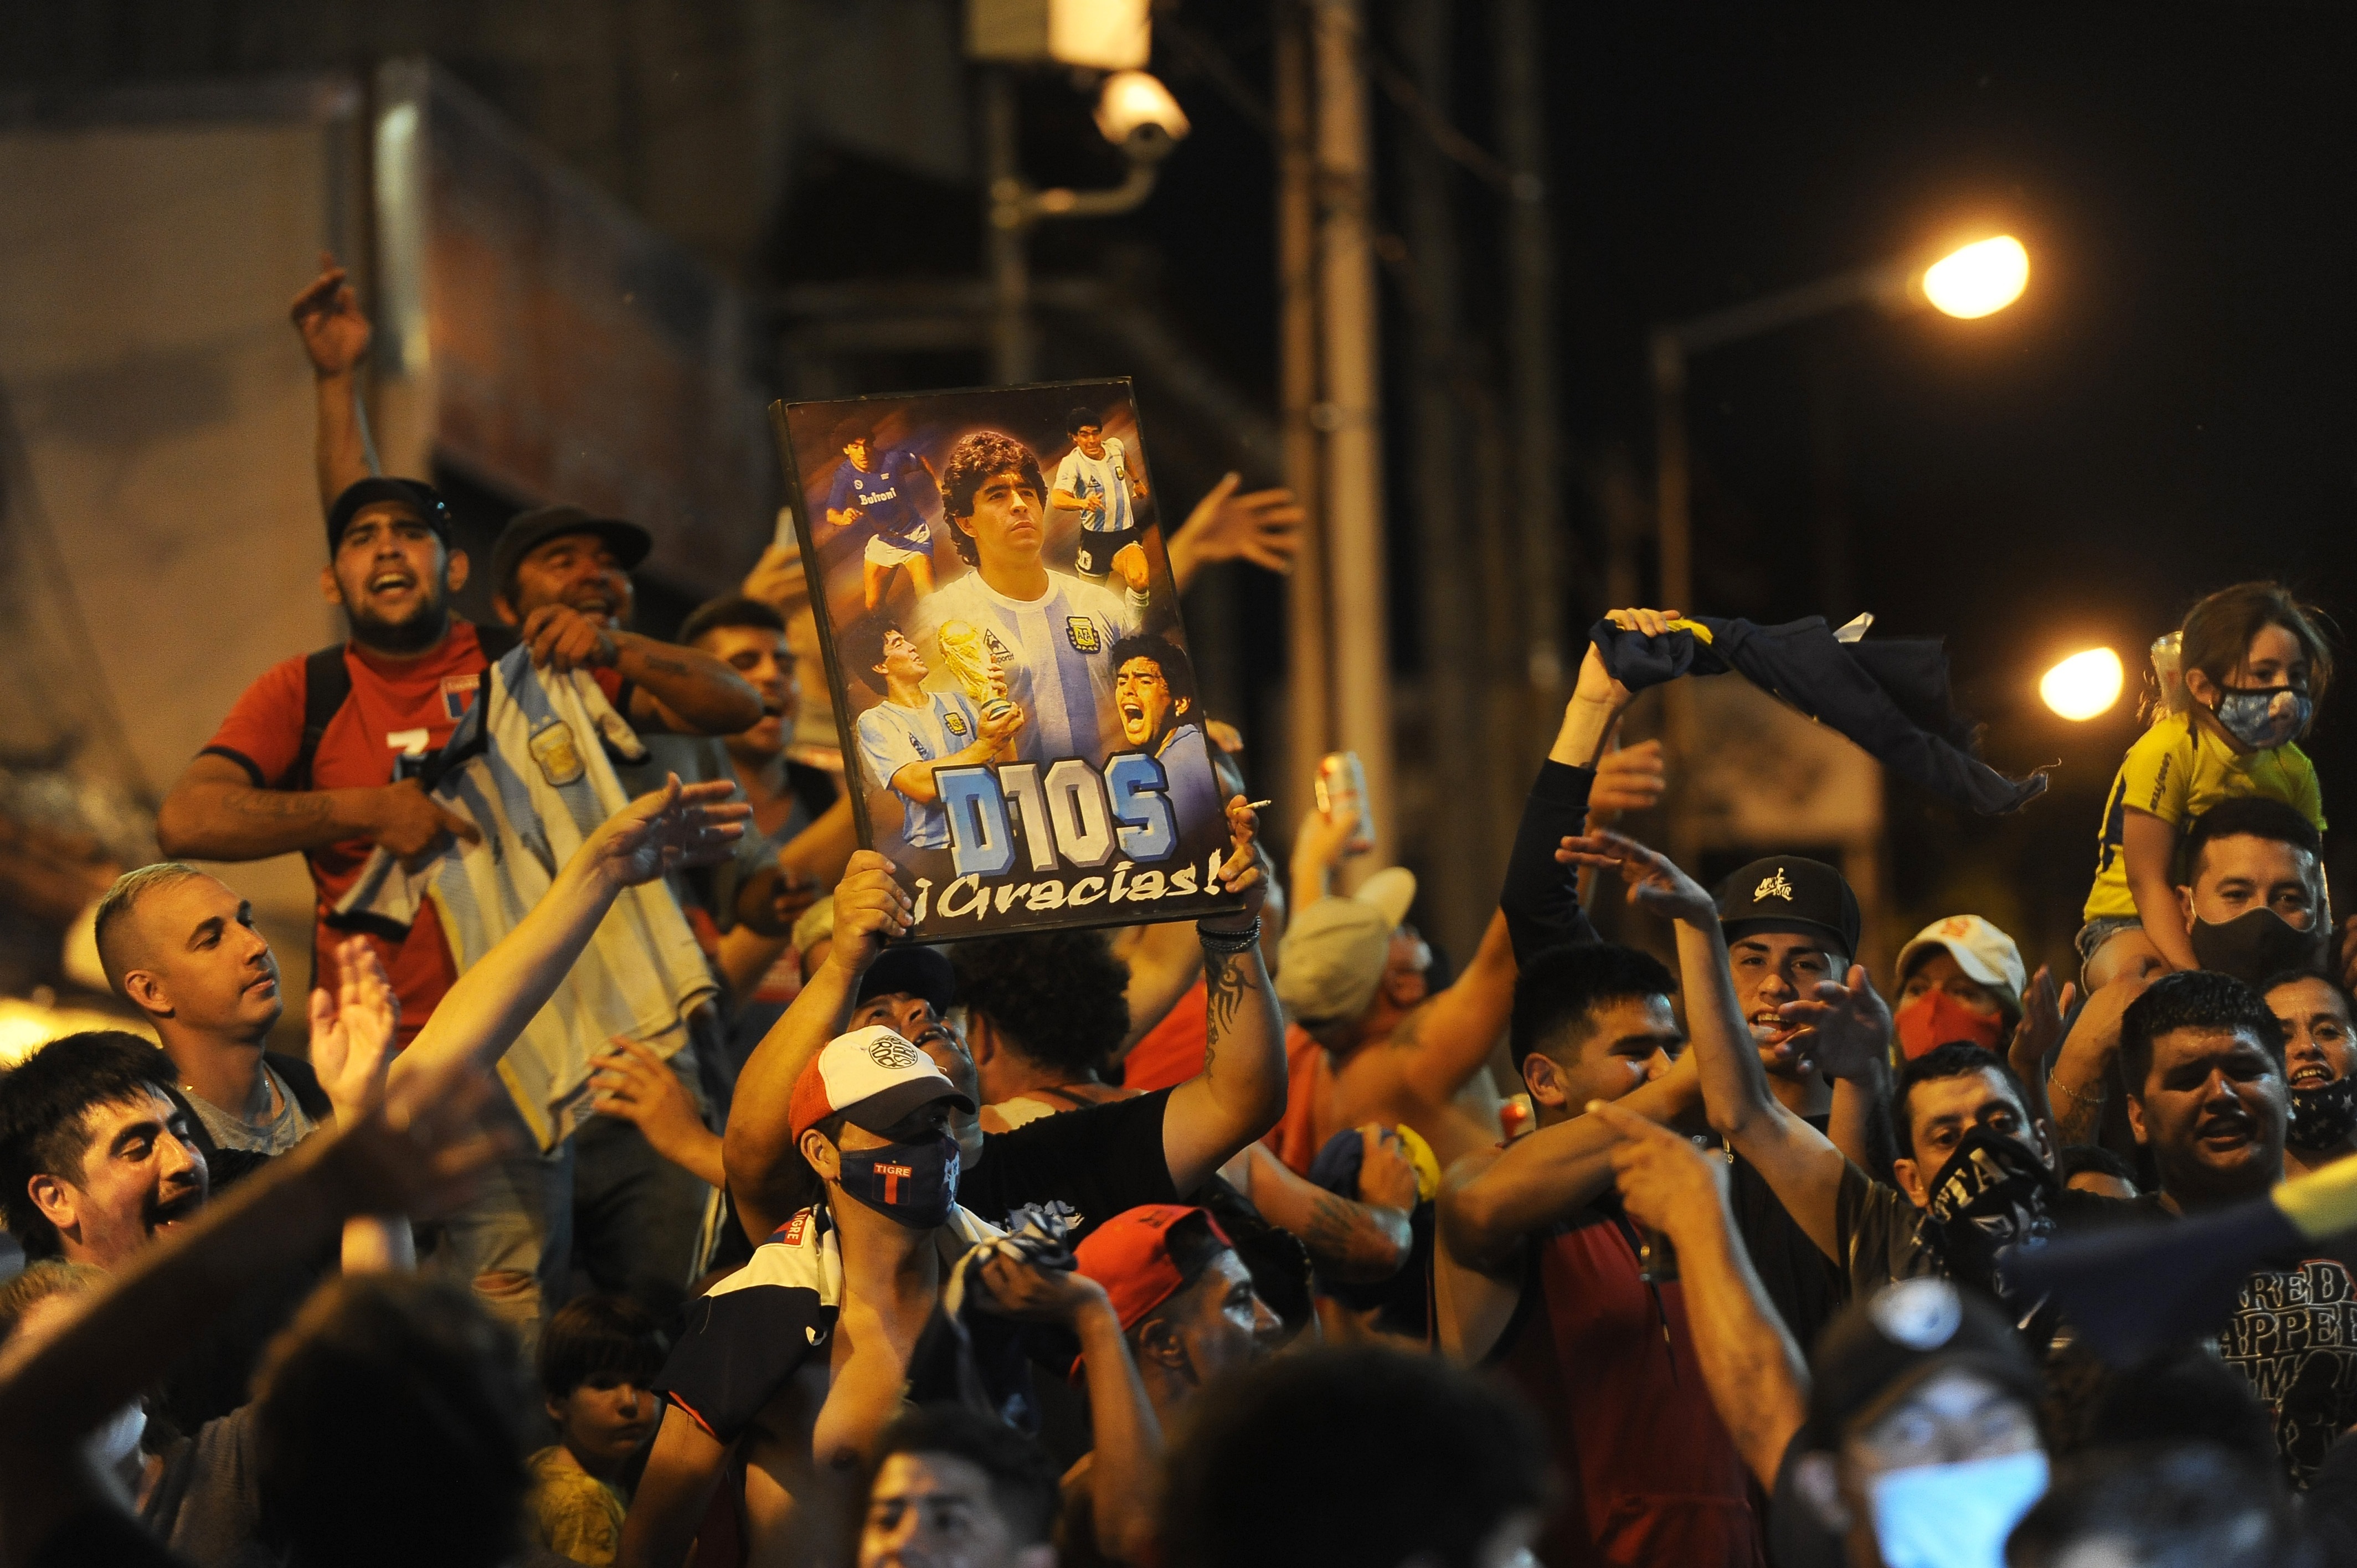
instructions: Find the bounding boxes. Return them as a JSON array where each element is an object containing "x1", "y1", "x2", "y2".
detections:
[
  {"x1": 286, "y1": 645, "x2": 354, "y2": 792},
  {"x1": 473, "y1": 620, "x2": 522, "y2": 661}
]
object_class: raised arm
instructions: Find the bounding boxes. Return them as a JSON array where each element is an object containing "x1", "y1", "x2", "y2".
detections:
[
  {"x1": 1161, "y1": 798, "x2": 1285, "y2": 1194},
  {"x1": 306, "y1": 938, "x2": 417, "y2": 1271},
  {"x1": 392, "y1": 778, "x2": 749, "y2": 1084},
  {"x1": 723, "y1": 853, "x2": 914, "y2": 1240},
  {"x1": 1565, "y1": 830, "x2": 1853, "y2": 1261},
  {"x1": 974, "y1": 1254, "x2": 1165, "y2": 1565},
  {"x1": 0, "y1": 1044, "x2": 500, "y2": 1563},
  {"x1": 1223, "y1": 1136, "x2": 1414, "y2": 1284},
  {"x1": 1592, "y1": 1097, "x2": 1807, "y2": 1489},
  {"x1": 289, "y1": 255, "x2": 374, "y2": 512},
  {"x1": 1438, "y1": 1051, "x2": 1702, "y2": 1273},
  {"x1": 2046, "y1": 972, "x2": 2147, "y2": 1147},
  {"x1": 512, "y1": 608, "x2": 764, "y2": 738}
]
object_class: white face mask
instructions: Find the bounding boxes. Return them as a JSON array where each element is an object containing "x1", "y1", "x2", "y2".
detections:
[
  {"x1": 1869, "y1": 1450, "x2": 2049, "y2": 1568},
  {"x1": 85, "y1": 1401, "x2": 147, "y2": 1472}
]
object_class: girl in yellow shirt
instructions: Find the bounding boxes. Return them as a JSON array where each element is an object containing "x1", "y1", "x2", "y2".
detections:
[{"x1": 2081, "y1": 581, "x2": 2332, "y2": 988}]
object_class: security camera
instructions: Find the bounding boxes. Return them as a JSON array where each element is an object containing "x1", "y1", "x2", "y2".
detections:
[{"x1": 1095, "y1": 71, "x2": 1190, "y2": 159}]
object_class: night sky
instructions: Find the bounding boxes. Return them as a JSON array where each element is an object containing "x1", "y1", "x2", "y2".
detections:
[{"x1": 799, "y1": 1, "x2": 2357, "y2": 966}]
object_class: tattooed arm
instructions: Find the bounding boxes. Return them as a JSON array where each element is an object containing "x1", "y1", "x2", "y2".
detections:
[
  {"x1": 605, "y1": 631, "x2": 764, "y2": 736},
  {"x1": 1222, "y1": 1140, "x2": 1413, "y2": 1283},
  {"x1": 158, "y1": 753, "x2": 482, "y2": 865},
  {"x1": 1161, "y1": 797, "x2": 1283, "y2": 1194}
]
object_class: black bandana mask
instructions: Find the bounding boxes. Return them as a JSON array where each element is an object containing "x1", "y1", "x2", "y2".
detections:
[
  {"x1": 2287, "y1": 1075, "x2": 2357, "y2": 1153},
  {"x1": 2189, "y1": 907, "x2": 2325, "y2": 988},
  {"x1": 1924, "y1": 1126, "x2": 2060, "y2": 1302}
]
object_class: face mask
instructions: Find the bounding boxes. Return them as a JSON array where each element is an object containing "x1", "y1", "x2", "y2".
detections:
[
  {"x1": 2288, "y1": 1074, "x2": 2357, "y2": 1152},
  {"x1": 1869, "y1": 1450, "x2": 2049, "y2": 1568},
  {"x1": 1923, "y1": 1127, "x2": 2058, "y2": 1303},
  {"x1": 2211, "y1": 683, "x2": 2312, "y2": 750},
  {"x1": 2189, "y1": 906, "x2": 2324, "y2": 987},
  {"x1": 1896, "y1": 991, "x2": 2007, "y2": 1061},
  {"x1": 836, "y1": 1131, "x2": 960, "y2": 1229}
]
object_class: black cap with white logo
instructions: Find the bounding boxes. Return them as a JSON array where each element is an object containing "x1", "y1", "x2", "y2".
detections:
[{"x1": 1717, "y1": 854, "x2": 1861, "y2": 961}]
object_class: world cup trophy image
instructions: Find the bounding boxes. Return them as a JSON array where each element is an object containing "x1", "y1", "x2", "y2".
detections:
[{"x1": 934, "y1": 620, "x2": 1020, "y2": 762}]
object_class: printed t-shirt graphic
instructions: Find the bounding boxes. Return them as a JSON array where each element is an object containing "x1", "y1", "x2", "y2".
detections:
[
  {"x1": 855, "y1": 688, "x2": 985, "y2": 850},
  {"x1": 200, "y1": 623, "x2": 623, "y2": 1043},
  {"x1": 1054, "y1": 438, "x2": 1135, "y2": 534},
  {"x1": 913, "y1": 569, "x2": 1140, "y2": 766},
  {"x1": 828, "y1": 448, "x2": 934, "y2": 552}
]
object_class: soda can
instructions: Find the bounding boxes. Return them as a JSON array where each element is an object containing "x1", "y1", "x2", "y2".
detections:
[{"x1": 1315, "y1": 751, "x2": 1375, "y2": 854}]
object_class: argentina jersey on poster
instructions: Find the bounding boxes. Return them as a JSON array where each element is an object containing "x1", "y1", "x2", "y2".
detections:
[
  {"x1": 854, "y1": 688, "x2": 982, "y2": 849},
  {"x1": 1053, "y1": 439, "x2": 1134, "y2": 534},
  {"x1": 912, "y1": 569, "x2": 1139, "y2": 766}
]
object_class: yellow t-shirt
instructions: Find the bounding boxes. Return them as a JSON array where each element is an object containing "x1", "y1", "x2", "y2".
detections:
[
  {"x1": 526, "y1": 1446, "x2": 627, "y2": 1567},
  {"x1": 2083, "y1": 710, "x2": 2325, "y2": 921}
]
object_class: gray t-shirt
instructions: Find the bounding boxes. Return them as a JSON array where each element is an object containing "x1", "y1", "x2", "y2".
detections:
[{"x1": 182, "y1": 1065, "x2": 316, "y2": 1158}]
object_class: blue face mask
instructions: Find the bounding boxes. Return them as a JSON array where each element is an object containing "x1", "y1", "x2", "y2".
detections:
[
  {"x1": 836, "y1": 1130, "x2": 960, "y2": 1229},
  {"x1": 2212, "y1": 684, "x2": 2312, "y2": 751},
  {"x1": 1869, "y1": 1450, "x2": 2049, "y2": 1568}
]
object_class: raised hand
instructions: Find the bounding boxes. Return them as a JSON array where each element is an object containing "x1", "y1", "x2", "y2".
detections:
[
  {"x1": 290, "y1": 252, "x2": 372, "y2": 378},
  {"x1": 1169, "y1": 472, "x2": 1305, "y2": 580},
  {"x1": 826, "y1": 850, "x2": 915, "y2": 975},
  {"x1": 972, "y1": 1251, "x2": 1109, "y2": 1327},
  {"x1": 1589, "y1": 737, "x2": 1666, "y2": 819},
  {"x1": 585, "y1": 775, "x2": 752, "y2": 890},
  {"x1": 521, "y1": 603, "x2": 619, "y2": 674},
  {"x1": 1556, "y1": 829, "x2": 1718, "y2": 926},
  {"x1": 2010, "y1": 964, "x2": 2075, "y2": 1086},
  {"x1": 740, "y1": 539, "x2": 808, "y2": 608},
  {"x1": 310, "y1": 937, "x2": 400, "y2": 1121},
  {"x1": 1208, "y1": 795, "x2": 1267, "y2": 921},
  {"x1": 1357, "y1": 1124, "x2": 1423, "y2": 1214},
  {"x1": 591, "y1": 1037, "x2": 723, "y2": 1185},
  {"x1": 1588, "y1": 1097, "x2": 1726, "y2": 1244},
  {"x1": 1775, "y1": 965, "x2": 1895, "y2": 1082}
]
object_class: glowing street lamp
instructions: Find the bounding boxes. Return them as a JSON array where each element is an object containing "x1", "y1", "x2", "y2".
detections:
[
  {"x1": 1923, "y1": 236, "x2": 2030, "y2": 319},
  {"x1": 2041, "y1": 648, "x2": 2125, "y2": 721}
]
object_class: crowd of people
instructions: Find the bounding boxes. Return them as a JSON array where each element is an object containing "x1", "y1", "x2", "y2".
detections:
[{"x1": 2, "y1": 261, "x2": 2355, "y2": 1568}]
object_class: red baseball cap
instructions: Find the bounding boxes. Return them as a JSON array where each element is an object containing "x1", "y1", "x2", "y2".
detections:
[
  {"x1": 788, "y1": 1025, "x2": 972, "y2": 1141},
  {"x1": 1074, "y1": 1205, "x2": 1231, "y2": 1332}
]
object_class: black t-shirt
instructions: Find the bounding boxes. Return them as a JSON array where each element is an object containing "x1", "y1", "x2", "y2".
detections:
[
  {"x1": 1726, "y1": 1117, "x2": 1847, "y2": 1356},
  {"x1": 960, "y1": 1089, "x2": 1179, "y2": 1241}
]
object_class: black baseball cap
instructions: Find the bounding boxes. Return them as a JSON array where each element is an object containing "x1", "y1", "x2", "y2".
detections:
[
  {"x1": 1718, "y1": 854, "x2": 1861, "y2": 960},
  {"x1": 1805, "y1": 1278, "x2": 2043, "y2": 1448},
  {"x1": 326, "y1": 477, "x2": 452, "y2": 553},
  {"x1": 490, "y1": 504, "x2": 653, "y2": 599},
  {"x1": 855, "y1": 945, "x2": 958, "y2": 1018}
]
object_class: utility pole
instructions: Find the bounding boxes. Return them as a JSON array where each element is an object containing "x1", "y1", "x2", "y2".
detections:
[
  {"x1": 1310, "y1": 0, "x2": 1394, "y2": 879},
  {"x1": 1275, "y1": 3, "x2": 1327, "y2": 849},
  {"x1": 1496, "y1": 0, "x2": 1564, "y2": 752},
  {"x1": 1398, "y1": 0, "x2": 1481, "y2": 956},
  {"x1": 982, "y1": 70, "x2": 1033, "y2": 385}
]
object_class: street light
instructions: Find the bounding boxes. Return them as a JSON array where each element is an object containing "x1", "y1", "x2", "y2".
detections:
[
  {"x1": 2041, "y1": 648, "x2": 2124, "y2": 721},
  {"x1": 1924, "y1": 236, "x2": 2030, "y2": 319}
]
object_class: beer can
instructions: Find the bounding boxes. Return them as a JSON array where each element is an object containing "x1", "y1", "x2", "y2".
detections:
[
  {"x1": 1500, "y1": 1094, "x2": 1535, "y2": 1141},
  {"x1": 1314, "y1": 751, "x2": 1375, "y2": 854},
  {"x1": 1638, "y1": 1226, "x2": 1679, "y2": 1283}
]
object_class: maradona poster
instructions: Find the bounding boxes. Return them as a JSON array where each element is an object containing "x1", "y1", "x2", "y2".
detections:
[{"x1": 774, "y1": 380, "x2": 1243, "y2": 941}]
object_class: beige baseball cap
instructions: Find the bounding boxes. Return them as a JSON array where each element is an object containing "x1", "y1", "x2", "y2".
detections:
[
  {"x1": 1275, "y1": 867, "x2": 1418, "y2": 1027},
  {"x1": 1895, "y1": 914, "x2": 2027, "y2": 1002}
]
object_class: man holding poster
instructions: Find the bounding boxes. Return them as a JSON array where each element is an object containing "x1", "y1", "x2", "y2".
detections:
[{"x1": 910, "y1": 430, "x2": 1150, "y2": 767}]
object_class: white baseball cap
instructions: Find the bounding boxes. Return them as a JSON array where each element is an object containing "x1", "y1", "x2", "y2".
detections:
[
  {"x1": 1275, "y1": 867, "x2": 1418, "y2": 1025},
  {"x1": 1895, "y1": 915, "x2": 2027, "y2": 1002},
  {"x1": 789, "y1": 1024, "x2": 973, "y2": 1139}
]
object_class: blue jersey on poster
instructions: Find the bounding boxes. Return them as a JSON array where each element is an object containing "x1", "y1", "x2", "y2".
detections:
[{"x1": 828, "y1": 449, "x2": 933, "y2": 550}]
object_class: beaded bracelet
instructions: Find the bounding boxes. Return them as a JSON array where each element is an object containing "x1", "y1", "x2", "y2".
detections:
[
  {"x1": 2049, "y1": 1073, "x2": 2106, "y2": 1107},
  {"x1": 1196, "y1": 917, "x2": 1261, "y2": 954}
]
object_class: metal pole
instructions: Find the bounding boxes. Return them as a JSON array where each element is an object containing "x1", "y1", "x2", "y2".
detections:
[
  {"x1": 1651, "y1": 329, "x2": 1700, "y2": 868},
  {"x1": 1275, "y1": 2, "x2": 1329, "y2": 850},
  {"x1": 1496, "y1": 0, "x2": 1564, "y2": 737},
  {"x1": 982, "y1": 70, "x2": 1033, "y2": 385},
  {"x1": 1311, "y1": 0, "x2": 1395, "y2": 878}
]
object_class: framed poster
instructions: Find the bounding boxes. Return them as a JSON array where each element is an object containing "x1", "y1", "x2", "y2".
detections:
[{"x1": 774, "y1": 380, "x2": 1244, "y2": 941}]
